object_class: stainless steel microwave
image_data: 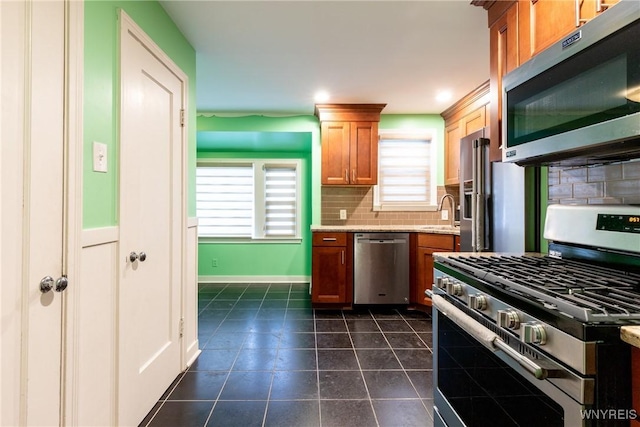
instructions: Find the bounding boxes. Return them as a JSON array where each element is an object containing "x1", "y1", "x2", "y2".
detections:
[{"x1": 502, "y1": 1, "x2": 640, "y2": 166}]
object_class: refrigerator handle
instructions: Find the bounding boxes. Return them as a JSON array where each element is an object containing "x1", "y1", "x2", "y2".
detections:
[
  {"x1": 475, "y1": 138, "x2": 486, "y2": 252},
  {"x1": 471, "y1": 138, "x2": 477, "y2": 251}
]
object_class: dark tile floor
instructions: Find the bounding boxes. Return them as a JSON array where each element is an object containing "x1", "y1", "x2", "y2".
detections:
[{"x1": 140, "y1": 283, "x2": 434, "y2": 427}]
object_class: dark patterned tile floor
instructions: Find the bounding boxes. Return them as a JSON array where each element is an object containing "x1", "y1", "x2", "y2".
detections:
[{"x1": 139, "y1": 283, "x2": 434, "y2": 427}]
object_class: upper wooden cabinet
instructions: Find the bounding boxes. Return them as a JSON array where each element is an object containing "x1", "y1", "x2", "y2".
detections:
[
  {"x1": 441, "y1": 82, "x2": 490, "y2": 186},
  {"x1": 315, "y1": 104, "x2": 386, "y2": 186},
  {"x1": 476, "y1": 0, "x2": 619, "y2": 161}
]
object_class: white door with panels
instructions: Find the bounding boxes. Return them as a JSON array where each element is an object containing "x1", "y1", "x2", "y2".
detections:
[
  {"x1": 118, "y1": 12, "x2": 186, "y2": 426},
  {"x1": 1, "y1": 1, "x2": 67, "y2": 425}
]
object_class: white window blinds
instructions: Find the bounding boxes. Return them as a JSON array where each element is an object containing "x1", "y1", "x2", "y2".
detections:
[
  {"x1": 264, "y1": 165, "x2": 297, "y2": 237},
  {"x1": 196, "y1": 159, "x2": 301, "y2": 239},
  {"x1": 196, "y1": 165, "x2": 254, "y2": 237},
  {"x1": 374, "y1": 131, "x2": 437, "y2": 211}
]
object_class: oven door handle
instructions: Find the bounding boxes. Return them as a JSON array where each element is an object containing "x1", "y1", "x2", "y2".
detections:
[{"x1": 433, "y1": 294, "x2": 549, "y2": 380}]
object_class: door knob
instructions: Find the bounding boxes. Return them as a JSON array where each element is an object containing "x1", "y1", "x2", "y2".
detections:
[
  {"x1": 40, "y1": 275, "x2": 68, "y2": 293},
  {"x1": 55, "y1": 276, "x2": 68, "y2": 292},
  {"x1": 129, "y1": 251, "x2": 147, "y2": 263},
  {"x1": 40, "y1": 276, "x2": 54, "y2": 293}
]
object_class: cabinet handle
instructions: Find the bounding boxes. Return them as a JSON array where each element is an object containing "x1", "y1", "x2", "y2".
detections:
[
  {"x1": 345, "y1": 169, "x2": 348, "y2": 182},
  {"x1": 352, "y1": 170, "x2": 356, "y2": 183},
  {"x1": 322, "y1": 237, "x2": 337, "y2": 242},
  {"x1": 575, "y1": 0, "x2": 588, "y2": 27},
  {"x1": 341, "y1": 250, "x2": 345, "y2": 265}
]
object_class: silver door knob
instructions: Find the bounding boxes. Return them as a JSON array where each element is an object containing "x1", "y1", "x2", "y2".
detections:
[
  {"x1": 55, "y1": 276, "x2": 68, "y2": 292},
  {"x1": 129, "y1": 252, "x2": 139, "y2": 262},
  {"x1": 40, "y1": 275, "x2": 68, "y2": 293},
  {"x1": 139, "y1": 252, "x2": 147, "y2": 262},
  {"x1": 40, "y1": 276, "x2": 54, "y2": 293}
]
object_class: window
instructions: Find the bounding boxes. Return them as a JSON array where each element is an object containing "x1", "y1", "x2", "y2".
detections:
[
  {"x1": 373, "y1": 130, "x2": 437, "y2": 211},
  {"x1": 196, "y1": 159, "x2": 301, "y2": 240}
]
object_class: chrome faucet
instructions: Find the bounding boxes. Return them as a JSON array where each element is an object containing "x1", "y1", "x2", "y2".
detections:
[{"x1": 437, "y1": 193, "x2": 456, "y2": 227}]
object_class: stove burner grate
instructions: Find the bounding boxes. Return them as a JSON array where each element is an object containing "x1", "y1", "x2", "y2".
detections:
[{"x1": 439, "y1": 254, "x2": 640, "y2": 322}]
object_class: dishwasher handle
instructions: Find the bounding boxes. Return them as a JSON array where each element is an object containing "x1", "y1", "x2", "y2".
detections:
[{"x1": 356, "y1": 238, "x2": 407, "y2": 244}]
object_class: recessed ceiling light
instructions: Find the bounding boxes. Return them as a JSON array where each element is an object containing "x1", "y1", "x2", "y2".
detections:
[
  {"x1": 314, "y1": 90, "x2": 330, "y2": 103},
  {"x1": 436, "y1": 90, "x2": 453, "y2": 103}
]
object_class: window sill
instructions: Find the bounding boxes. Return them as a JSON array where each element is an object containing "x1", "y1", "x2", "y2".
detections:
[{"x1": 372, "y1": 204, "x2": 438, "y2": 212}]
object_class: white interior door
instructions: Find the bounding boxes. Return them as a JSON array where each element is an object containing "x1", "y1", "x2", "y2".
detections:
[
  {"x1": 118, "y1": 14, "x2": 184, "y2": 426},
  {"x1": 1, "y1": 1, "x2": 66, "y2": 425}
]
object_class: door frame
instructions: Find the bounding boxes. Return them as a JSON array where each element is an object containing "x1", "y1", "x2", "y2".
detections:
[
  {"x1": 62, "y1": 0, "x2": 85, "y2": 424},
  {"x1": 117, "y1": 9, "x2": 189, "y2": 419}
]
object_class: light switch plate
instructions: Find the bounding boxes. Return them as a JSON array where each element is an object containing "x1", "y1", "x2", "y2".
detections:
[
  {"x1": 339, "y1": 209, "x2": 347, "y2": 220},
  {"x1": 93, "y1": 142, "x2": 108, "y2": 173},
  {"x1": 441, "y1": 210, "x2": 449, "y2": 221}
]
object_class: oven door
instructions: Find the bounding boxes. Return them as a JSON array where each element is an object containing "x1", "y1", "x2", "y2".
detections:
[{"x1": 432, "y1": 293, "x2": 589, "y2": 427}]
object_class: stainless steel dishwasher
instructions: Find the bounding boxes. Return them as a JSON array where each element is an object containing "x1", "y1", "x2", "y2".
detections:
[{"x1": 353, "y1": 233, "x2": 410, "y2": 305}]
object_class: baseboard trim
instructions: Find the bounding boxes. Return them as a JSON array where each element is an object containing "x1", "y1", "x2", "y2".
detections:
[{"x1": 199, "y1": 275, "x2": 310, "y2": 284}]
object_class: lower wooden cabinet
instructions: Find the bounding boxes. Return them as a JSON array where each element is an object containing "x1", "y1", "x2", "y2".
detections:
[
  {"x1": 412, "y1": 233, "x2": 456, "y2": 309},
  {"x1": 632, "y1": 346, "x2": 640, "y2": 427},
  {"x1": 311, "y1": 232, "x2": 353, "y2": 306},
  {"x1": 312, "y1": 231, "x2": 458, "y2": 310}
]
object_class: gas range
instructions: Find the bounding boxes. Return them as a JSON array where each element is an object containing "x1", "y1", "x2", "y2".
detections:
[
  {"x1": 434, "y1": 252, "x2": 640, "y2": 325},
  {"x1": 432, "y1": 204, "x2": 640, "y2": 427}
]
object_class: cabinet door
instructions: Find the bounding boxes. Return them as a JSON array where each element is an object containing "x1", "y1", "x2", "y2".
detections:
[
  {"x1": 526, "y1": 0, "x2": 576, "y2": 57},
  {"x1": 489, "y1": 2, "x2": 519, "y2": 162},
  {"x1": 312, "y1": 246, "x2": 347, "y2": 303},
  {"x1": 350, "y1": 121, "x2": 378, "y2": 185},
  {"x1": 415, "y1": 247, "x2": 436, "y2": 307},
  {"x1": 321, "y1": 121, "x2": 350, "y2": 185},
  {"x1": 444, "y1": 120, "x2": 462, "y2": 186},
  {"x1": 464, "y1": 105, "x2": 486, "y2": 136}
]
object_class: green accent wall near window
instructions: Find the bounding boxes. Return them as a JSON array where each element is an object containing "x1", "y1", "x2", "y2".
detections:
[
  {"x1": 83, "y1": 0, "x2": 196, "y2": 228},
  {"x1": 196, "y1": 115, "x2": 320, "y2": 278}
]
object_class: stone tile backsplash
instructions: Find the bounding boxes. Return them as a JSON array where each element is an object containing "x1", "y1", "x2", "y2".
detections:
[
  {"x1": 320, "y1": 186, "x2": 459, "y2": 226},
  {"x1": 548, "y1": 159, "x2": 640, "y2": 205},
  {"x1": 320, "y1": 159, "x2": 640, "y2": 226}
]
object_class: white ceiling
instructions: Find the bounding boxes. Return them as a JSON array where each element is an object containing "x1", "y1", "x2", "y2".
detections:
[{"x1": 160, "y1": 0, "x2": 490, "y2": 115}]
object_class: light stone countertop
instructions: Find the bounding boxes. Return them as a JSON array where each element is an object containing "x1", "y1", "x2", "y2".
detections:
[
  {"x1": 621, "y1": 326, "x2": 640, "y2": 349},
  {"x1": 310, "y1": 224, "x2": 460, "y2": 235}
]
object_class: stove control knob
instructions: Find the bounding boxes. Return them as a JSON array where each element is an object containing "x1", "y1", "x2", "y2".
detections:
[
  {"x1": 469, "y1": 294, "x2": 488, "y2": 311},
  {"x1": 497, "y1": 309, "x2": 521, "y2": 330},
  {"x1": 446, "y1": 281, "x2": 463, "y2": 296},
  {"x1": 522, "y1": 323, "x2": 547, "y2": 345},
  {"x1": 436, "y1": 277, "x2": 450, "y2": 289}
]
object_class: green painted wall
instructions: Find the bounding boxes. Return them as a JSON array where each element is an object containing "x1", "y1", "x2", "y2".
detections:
[
  {"x1": 196, "y1": 115, "x2": 319, "y2": 277},
  {"x1": 83, "y1": 0, "x2": 196, "y2": 228},
  {"x1": 195, "y1": 114, "x2": 445, "y2": 278},
  {"x1": 378, "y1": 114, "x2": 446, "y2": 186}
]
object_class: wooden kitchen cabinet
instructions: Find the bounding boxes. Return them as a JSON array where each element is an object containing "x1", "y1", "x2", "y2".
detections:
[
  {"x1": 311, "y1": 232, "x2": 353, "y2": 307},
  {"x1": 315, "y1": 104, "x2": 386, "y2": 186},
  {"x1": 476, "y1": 0, "x2": 619, "y2": 161},
  {"x1": 632, "y1": 346, "x2": 640, "y2": 427},
  {"x1": 411, "y1": 233, "x2": 456, "y2": 309},
  {"x1": 441, "y1": 82, "x2": 490, "y2": 186}
]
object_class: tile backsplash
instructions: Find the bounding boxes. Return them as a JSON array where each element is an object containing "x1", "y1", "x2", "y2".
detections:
[
  {"x1": 548, "y1": 159, "x2": 640, "y2": 205},
  {"x1": 321, "y1": 186, "x2": 459, "y2": 226}
]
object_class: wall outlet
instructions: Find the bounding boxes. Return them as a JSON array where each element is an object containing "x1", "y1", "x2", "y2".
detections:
[
  {"x1": 441, "y1": 210, "x2": 449, "y2": 221},
  {"x1": 212, "y1": 258, "x2": 218, "y2": 267},
  {"x1": 339, "y1": 209, "x2": 347, "y2": 220}
]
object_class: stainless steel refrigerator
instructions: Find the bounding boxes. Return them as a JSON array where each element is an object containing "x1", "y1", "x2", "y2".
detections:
[{"x1": 459, "y1": 127, "x2": 536, "y2": 253}]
